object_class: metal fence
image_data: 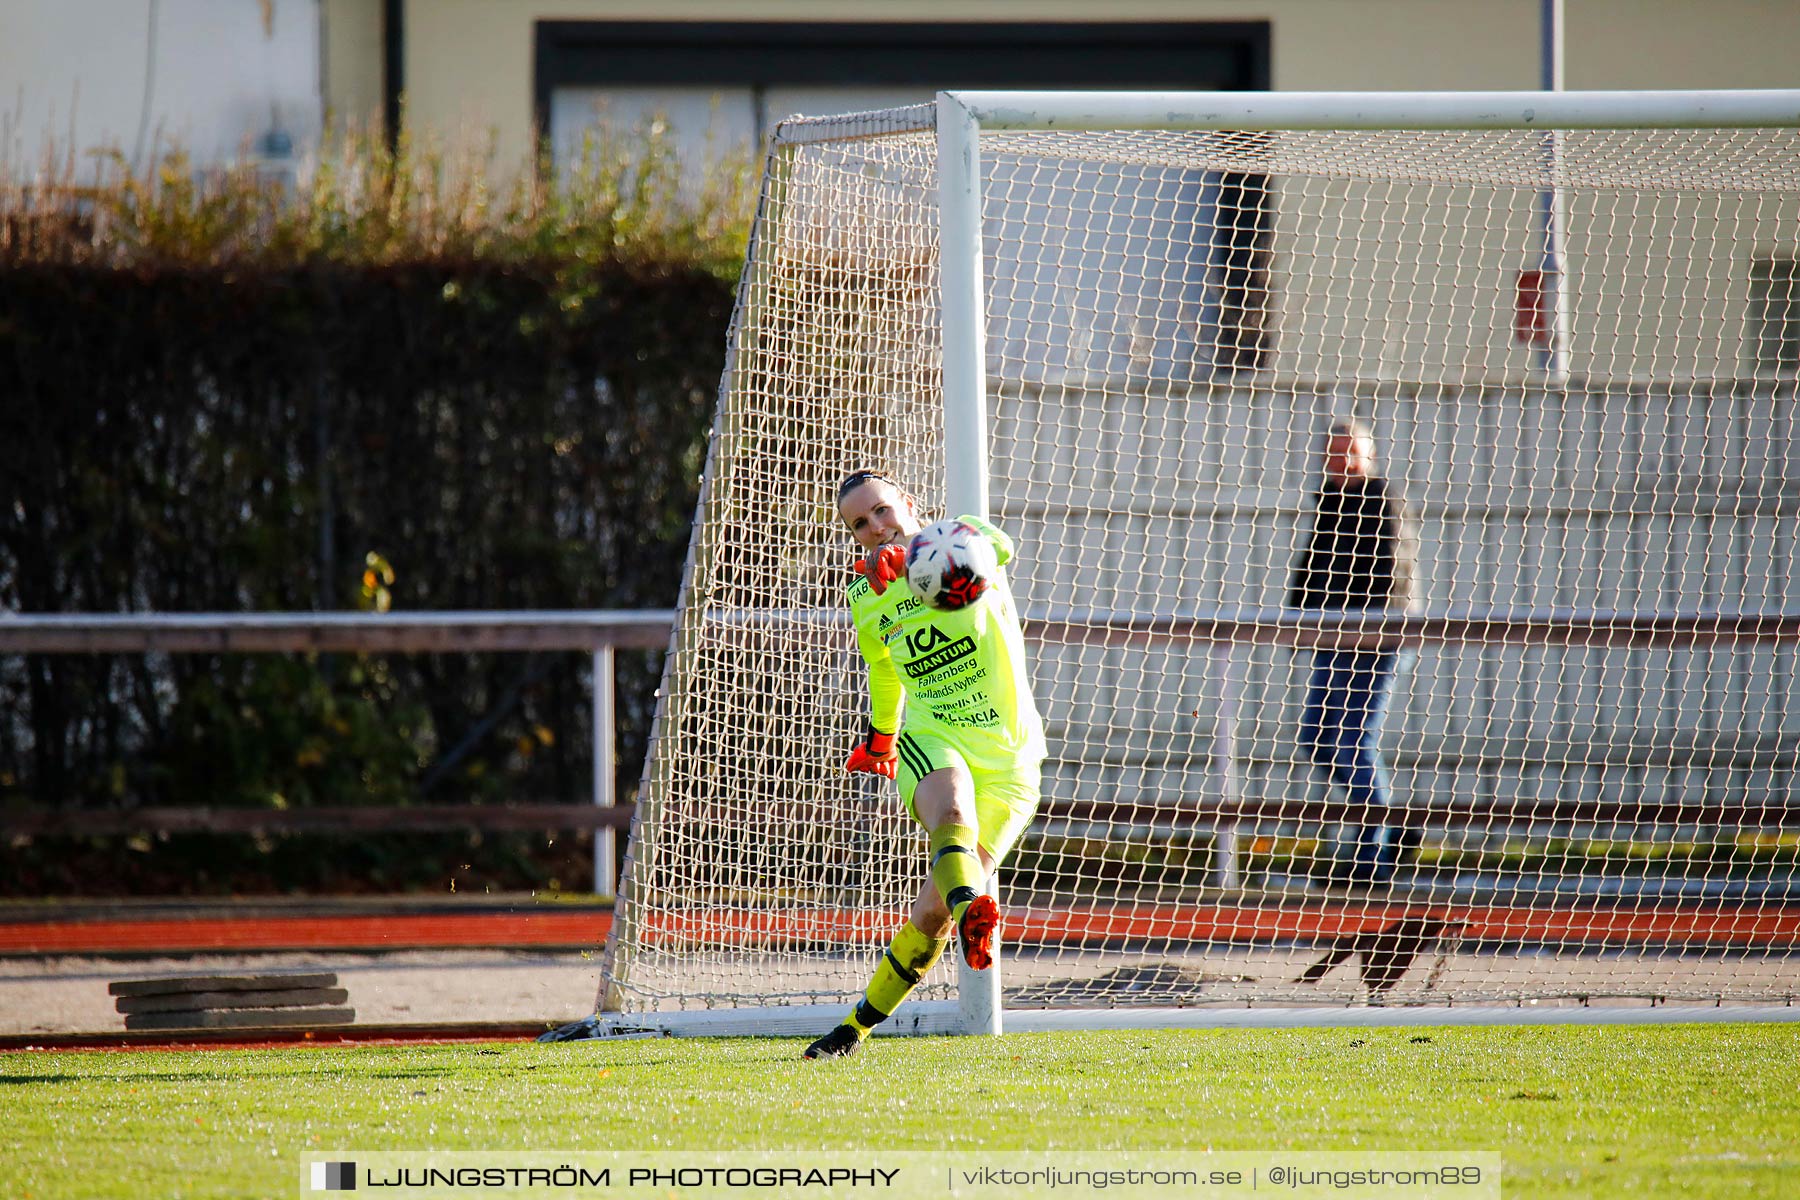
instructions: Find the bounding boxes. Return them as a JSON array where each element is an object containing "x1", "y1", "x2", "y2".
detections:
[{"x1": 0, "y1": 611, "x2": 677, "y2": 895}]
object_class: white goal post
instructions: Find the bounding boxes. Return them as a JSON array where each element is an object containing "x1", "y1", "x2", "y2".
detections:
[{"x1": 578, "y1": 90, "x2": 1800, "y2": 1040}]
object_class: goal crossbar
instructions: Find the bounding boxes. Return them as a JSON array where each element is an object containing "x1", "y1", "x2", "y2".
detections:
[{"x1": 947, "y1": 89, "x2": 1800, "y2": 132}]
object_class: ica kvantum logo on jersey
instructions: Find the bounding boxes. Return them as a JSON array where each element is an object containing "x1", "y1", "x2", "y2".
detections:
[{"x1": 899, "y1": 625, "x2": 976, "y2": 679}]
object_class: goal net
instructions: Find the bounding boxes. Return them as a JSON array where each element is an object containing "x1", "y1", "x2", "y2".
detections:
[{"x1": 596, "y1": 92, "x2": 1800, "y2": 1033}]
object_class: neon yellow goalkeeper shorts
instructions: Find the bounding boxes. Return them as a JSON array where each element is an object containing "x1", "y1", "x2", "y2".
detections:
[{"x1": 893, "y1": 729, "x2": 1041, "y2": 866}]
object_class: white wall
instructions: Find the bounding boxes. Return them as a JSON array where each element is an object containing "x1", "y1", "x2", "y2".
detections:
[
  {"x1": 0, "y1": 0, "x2": 323, "y2": 177},
  {"x1": 321, "y1": 0, "x2": 382, "y2": 128}
]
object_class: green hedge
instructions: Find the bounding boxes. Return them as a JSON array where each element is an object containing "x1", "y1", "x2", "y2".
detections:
[{"x1": 0, "y1": 130, "x2": 752, "y2": 893}]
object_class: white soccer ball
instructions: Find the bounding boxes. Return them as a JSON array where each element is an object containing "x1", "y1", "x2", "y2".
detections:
[{"x1": 904, "y1": 519, "x2": 998, "y2": 611}]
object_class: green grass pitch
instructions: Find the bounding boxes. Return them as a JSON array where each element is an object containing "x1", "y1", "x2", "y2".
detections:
[{"x1": 4, "y1": 1024, "x2": 1797, "y2": 1198}]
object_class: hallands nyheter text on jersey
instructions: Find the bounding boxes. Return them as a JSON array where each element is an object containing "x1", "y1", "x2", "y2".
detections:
[{"x1": 847, "y1": 515, "x2": 1046, "y2": 773}]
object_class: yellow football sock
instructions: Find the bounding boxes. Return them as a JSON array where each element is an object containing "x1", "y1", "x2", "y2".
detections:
[
  {"x1": 928, "y1": 823, "x2": 985, "y2": 924},
  {"x1": 847, "y1": 920, "x2": 949, "y2": 1033}
]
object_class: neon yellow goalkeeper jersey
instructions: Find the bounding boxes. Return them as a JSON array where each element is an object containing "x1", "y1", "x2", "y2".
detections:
[{"x1": 847, "y1": 514, "x2": 1046, "y2": 772}]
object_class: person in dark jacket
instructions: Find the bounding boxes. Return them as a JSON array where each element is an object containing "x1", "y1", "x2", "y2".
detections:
[{"x1": 1288, "y1": 419, "x2": 1420, "y2": 884}]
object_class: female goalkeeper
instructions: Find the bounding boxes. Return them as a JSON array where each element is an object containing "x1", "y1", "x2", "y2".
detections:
[{"x1": 804, "y1": 469, "x2": 1046, "y2": 1059}]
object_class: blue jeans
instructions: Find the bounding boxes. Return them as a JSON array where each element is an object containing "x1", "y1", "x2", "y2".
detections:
[
  {"x1": 1301, "y1": 649, "x2": 1403, "y2": 879},
  {"x1": 1301, "y1": 649, "x2": 1398, "y2": 810}
]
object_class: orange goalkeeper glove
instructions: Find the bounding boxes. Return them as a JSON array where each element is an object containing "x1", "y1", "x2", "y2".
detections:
[
  {"x1": 852, "y1": 543, "x2": 908, "y2": 596},
  {"x1": 845, "y1": 724, "x2": 898, "y2": 779}
]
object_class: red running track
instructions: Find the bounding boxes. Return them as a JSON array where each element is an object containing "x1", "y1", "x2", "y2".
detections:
[
  {"x1": 0, "y1": 912, "x2": 616, "y2": 955},
  {"x1": 630, "y1": 902, "x2": 1800, "y2": 949},
  {"x1": 6, "y1": 901, "x2": 1795, "y2": 956}
]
